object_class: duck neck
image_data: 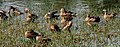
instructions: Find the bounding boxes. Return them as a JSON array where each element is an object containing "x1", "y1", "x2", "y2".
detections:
[
  {"x1": 61, "y1": 11, "x2": 65, "y2": 14},
  {"x1": 104, "y1": 11, "x2": 107, "y2": 15},
  {"x1": 26, "y1": 12, "x2": 31, "y2": 15}
]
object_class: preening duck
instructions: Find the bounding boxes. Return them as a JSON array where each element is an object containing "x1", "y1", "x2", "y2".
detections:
[{"x1": 85, "y1": 14, "x2": 100, "y2": 26}]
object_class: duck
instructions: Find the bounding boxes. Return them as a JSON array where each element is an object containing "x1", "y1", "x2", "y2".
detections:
[
  {"x1": 60, "y1": 8, "x2": 67, "y2": 24},
  {"x1": 60, "y1": 8, "x2": 76, "y2": 24},
  {"x1": 24, "y1": 8, "x2": 38, "y2": 23},
  {"x1": 44, "y1": 11, "x2": 59, "y2": 20},
  {"x1": 60, "y1": 8, "x2": 76, "y2": 17},
  {"x1": 36, "y1": 35, "x2": 51, "y2": 44},
  {"x1": 36, "y1": 32, "x2": 51, "y2": 44},
  {"x1": 64, "y1": 12, "x2": 76, "y2": 21},
  {"x1": 36, "y1": 32, "x2": 44, "y2": 41},
  {"x1": 36, "y1": 35, "x2": 43, "y2": 42},
  {"x1": 8, "y1": 6, "x2": 23, "y2": 16},
  {"x1": 103, "y1": 9, "x2": 117, "y2": 21},
  {"x1": 0, "y1": 10, "x2": 8, "y2": 20},
  {"x1": 24, "y1": 29, "x2": 38, "y2": 39},
  {"x1": 41, "y1": 37, "x2": 51, "y2": 44},
  {"x1": 0, "y1": 10, "x2": 6, "y2": 14},
  {"x1": 60, "y1": 17, "x2": 66, "y2": 24},
  {"x1": 66, "y1": 11, "x2": 77, "y2": 17},
  {"x1": 61, "y1": 21, "x2": 73, "y2": 33},
  {"x1": 85, "y1": 14, "x2": 100, "y2": 26},
  {"x1": 48, "y1": 23, "x2": 61, "y2": 32}
]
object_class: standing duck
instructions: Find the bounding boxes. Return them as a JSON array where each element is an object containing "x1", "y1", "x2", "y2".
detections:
[
  {"x1": 85, "y1": 14, "x2": 100, "y2": 26},
  {"x1": 8, "y1": 6, "x2": 23, "y2": 16},
  {"x1": 60, "y1": 8, "x2": 76, "y2": 32},
  {"x1": 103, "y1": 9, "x2": 117, "y2": 21},
  {"x1": 24, "y1": 8, "x2": 38, "y2": 23}
]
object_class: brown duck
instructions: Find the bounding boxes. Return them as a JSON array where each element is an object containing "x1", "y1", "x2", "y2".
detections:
[
  {"x1": 44, "y1": 11, "x2": 59, "y2": 20},
  {"x1": 24, "y1": 8, "x2": 38, "y2": 23},
  {"x1": 85, "y1": 14, "x2": 100, "y2": 26},
  {"x1": 60, "y1": 8, "x2": 76, "y2": 24},
  {"x1": 49, "y1": 23, "x2": 61, "y2": 32},
  {"x1": 24, "y1": 29, "x2": 38, "y2": 39},
  {"x1": 103, "y1": 9, "x2": 117, "y2": 21},
  {"x1": 8, "y1": 6, "x2": 23, "y2": 16},
  {"x1": 36, "y1": 36, "x2": 51, "y2": 44}
]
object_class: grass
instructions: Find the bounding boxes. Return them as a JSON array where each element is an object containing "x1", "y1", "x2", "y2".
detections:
[
  {"x1": 0, "y1": 0, "x2": 120, "y2": 47},
  {"x1": 0, "y1": 13, "x2": 120, "y2": 47}
]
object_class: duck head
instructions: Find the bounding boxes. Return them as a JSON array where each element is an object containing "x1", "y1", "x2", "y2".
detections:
[
  {"x1": 87, "y1": 14, "x2": 91, "y2": 17},
  {"x1": 102, "y1": 9, "x2": 108, "y2": 15},
  {"x1": 24, "y1": 8, "x2": 30, "y2": 13},
  {"x1": 60, "y1": 8, "x2": 66, "y2": 13}
]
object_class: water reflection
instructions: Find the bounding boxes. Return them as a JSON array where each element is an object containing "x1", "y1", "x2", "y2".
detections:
[{"x1": 82, "y1": 0, "x2": 120, "y2": 11}]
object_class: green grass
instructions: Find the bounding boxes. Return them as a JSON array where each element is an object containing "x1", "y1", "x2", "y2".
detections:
[{"x1": 0, "y1": 13, "x2": 120, "y2": 47}]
